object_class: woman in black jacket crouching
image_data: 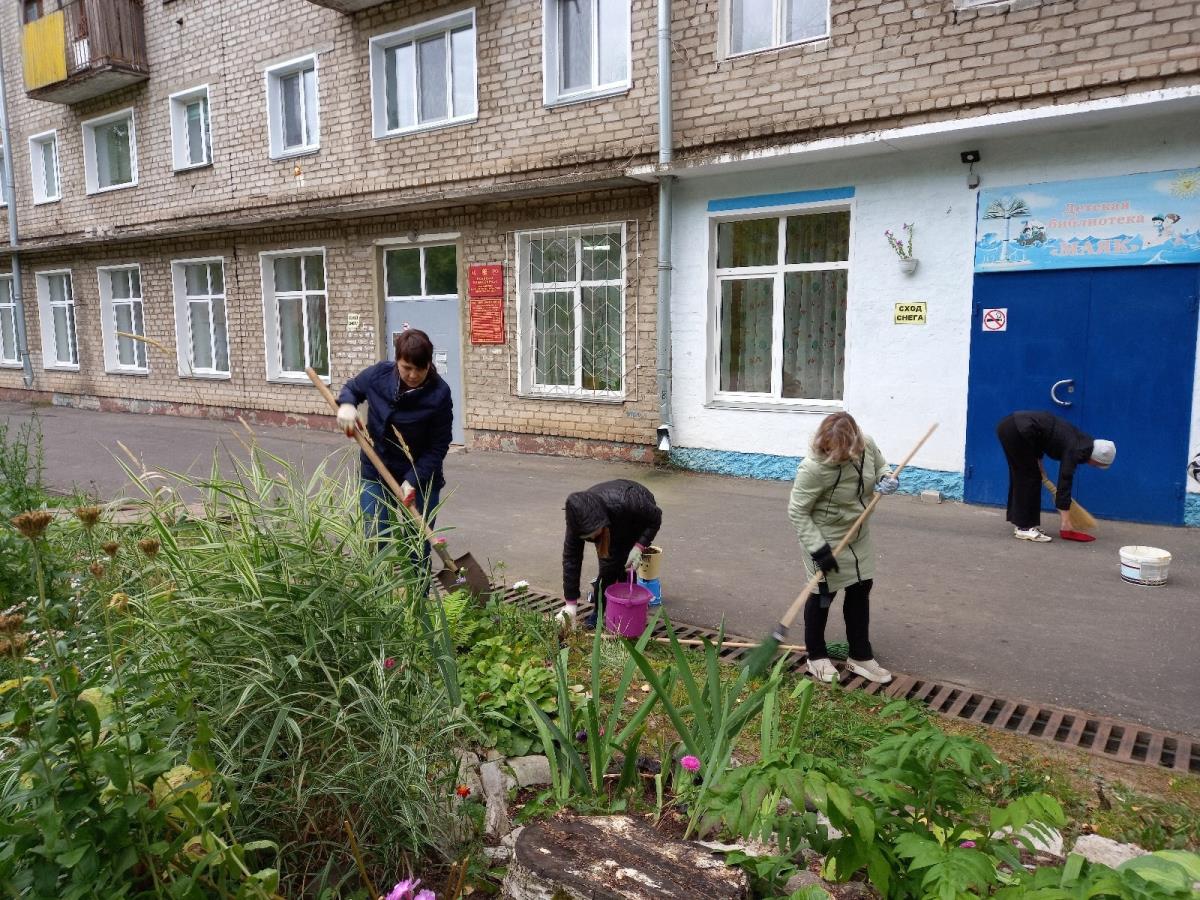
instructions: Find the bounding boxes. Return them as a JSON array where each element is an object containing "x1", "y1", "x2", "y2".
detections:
[{"x1": 559, "y1": 479, "x2": 662, "y2": 627}]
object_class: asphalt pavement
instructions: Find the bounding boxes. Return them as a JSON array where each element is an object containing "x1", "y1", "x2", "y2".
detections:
[{"x1": 4, "y1": 399, "x2": 1198, "y2": 736}]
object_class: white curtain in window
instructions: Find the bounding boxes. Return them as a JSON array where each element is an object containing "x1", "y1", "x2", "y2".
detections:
[
  {"x1": 95, "y1": 120, "x2": 131, "y2": 188},
  {"x1": 560, "y1": 0, "x2": 592, "y2": 92},
  {"x1": 731, "y1": 0, "x2": 772, "y2": 53},
  {"x1": 786, "y1": 0, "x2": 826, "y2": 42}
]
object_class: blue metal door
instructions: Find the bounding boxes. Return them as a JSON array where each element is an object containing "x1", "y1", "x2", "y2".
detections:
[{"x1": 964, "y1": 266, "x2": 1198, "y2": 525}]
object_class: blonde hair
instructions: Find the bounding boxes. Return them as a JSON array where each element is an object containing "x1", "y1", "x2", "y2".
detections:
[{"x1": 812, "y1": 412, "x2": 865, "y2": 464}]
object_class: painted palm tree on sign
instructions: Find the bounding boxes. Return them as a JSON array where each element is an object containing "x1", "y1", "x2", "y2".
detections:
[{"x1": 984, "y1": 197, "x2": 1031, "y2": 262}]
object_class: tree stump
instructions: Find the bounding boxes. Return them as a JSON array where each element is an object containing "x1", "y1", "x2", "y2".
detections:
[{"x1": 503, "y1": 815, "x2": 749, "y2": 899}]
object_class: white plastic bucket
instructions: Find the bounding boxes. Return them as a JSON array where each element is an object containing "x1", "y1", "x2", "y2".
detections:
[{"x1": 1118, "y1": 546, "x2": 1171, "y2": 586}]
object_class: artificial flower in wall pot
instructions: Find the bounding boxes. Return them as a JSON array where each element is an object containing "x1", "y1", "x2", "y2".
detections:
[{"x1": 886, "y1": 223, "x2": 918, "y2": 274}]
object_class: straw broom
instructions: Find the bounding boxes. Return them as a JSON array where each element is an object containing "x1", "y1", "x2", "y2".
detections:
[{"x1": 1038, "y1": 461, "x2": 1098, "y2": 531}]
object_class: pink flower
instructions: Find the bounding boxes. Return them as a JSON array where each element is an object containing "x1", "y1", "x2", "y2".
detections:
[
  {"x1": 959, "y1": 840, "x2": 976, "y2": 849},
  {"x1": 681, "y1": 755, "x2": 701, "y2": 772},
  {"x1": 384, "y1": 658, "x2": 396, "y2": 670},
  {"x1": 385, "y1": 879, "x2": 435, "y2": 900}
]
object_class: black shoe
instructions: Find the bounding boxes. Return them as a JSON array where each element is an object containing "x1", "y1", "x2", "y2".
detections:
[{"x1": 583, "y1": 613, "x2": 598, "y2": 630}]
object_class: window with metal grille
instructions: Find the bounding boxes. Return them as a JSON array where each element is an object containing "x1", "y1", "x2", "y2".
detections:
[
  {"x1": 516, "y1": 224, "x2": 627, "y2": 398},
  {"x1": 712, "y1": 208, "x2": 849, "y2": 403}
]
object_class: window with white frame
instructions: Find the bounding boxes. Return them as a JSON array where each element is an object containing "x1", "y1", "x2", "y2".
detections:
[
  {"x1": 712, "y1": 208, "x2": 849, "y2": 402},
  {"x1": 261, "y1": 250, "x2": 329, "y2": 380},
  {"x1": 171, "y1": 259, "x2": 229, "y2": 377},
  {"x1": 98, "y1": 266, "x2": 148, "y2": 373},
  {"x1": 169, "y1": 86, "x2": 212, "y2": 170},
  {"x1": 266, "y1": 56, "x2": 319, "y2": 158},
  {"x1": 517, "y1": 224, "x2": 625, "y2": 397},
  {"x1": 371, "y1": 11, "x2": 478, "y2": 138},
  {"x1": 0, "y1": 146, "x2": 7, "y2": 207},
  {"x1": 0, "y1": 275, "x2": 21, "y2": 366},
  {"x1": 35, "y1": 271, "x2": 78, "y2": 369},
  {"x1": 727, "y1": 0, "x2": 829, "y2": 56},
  {"x1": 543, "y1": 0, "x2": 630, "y2": 105},
  {"x1": 82, "y1": 109, "x2": 138, "y2": 193},
  {"x1": 29, "y1": 131, "x2": 60, "y2": 203}
]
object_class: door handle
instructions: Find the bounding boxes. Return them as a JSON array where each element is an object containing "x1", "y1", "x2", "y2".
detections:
[{"x1": 1050, "y1": 378, "x2": 1075, "y2": 408}]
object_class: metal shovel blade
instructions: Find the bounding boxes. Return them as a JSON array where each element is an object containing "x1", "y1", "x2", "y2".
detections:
[{"x1": 436, "y1": 551, "x2": 491, "y2": 598}]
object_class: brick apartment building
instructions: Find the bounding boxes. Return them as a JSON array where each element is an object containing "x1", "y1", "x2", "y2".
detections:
[{"x1": 2, "y1": 0, "x2": 1200, "y2": 524}]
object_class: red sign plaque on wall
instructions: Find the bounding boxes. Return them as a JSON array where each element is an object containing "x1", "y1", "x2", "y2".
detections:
[
  {"x1": 468, "y1": 264, "x2": 506, "y2": 344},
  {"x1": 469, "y1": 298, "x2": 505, "y2": 344},
  {"x1": 467, "y1": 264, "x2": 504, "y2": 299}
]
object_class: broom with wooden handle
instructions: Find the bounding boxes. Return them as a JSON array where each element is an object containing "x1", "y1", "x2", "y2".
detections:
[
  {"x1": 744, "y1": 423, "x2": 938, "y2": 677},
  {"x1": 1038, "y1": 461, "x2": 1098, "y2": 531}
]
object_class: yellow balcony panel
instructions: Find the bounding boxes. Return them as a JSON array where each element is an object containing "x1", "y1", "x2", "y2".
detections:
[{"x1": 22, "y1": 11, "x2": 68, "y2": 91}]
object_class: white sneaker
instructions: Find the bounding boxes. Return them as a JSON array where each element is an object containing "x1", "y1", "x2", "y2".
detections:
[
  {"x1": 807, "y1": 658, "x2": 839, "y2": 684},
  {"x1": 1014, "y1": 526, "x2": 1052, "y2": 543},
  {"x1": 847, "y1": 657, "x2": 893, "y2": 684}
]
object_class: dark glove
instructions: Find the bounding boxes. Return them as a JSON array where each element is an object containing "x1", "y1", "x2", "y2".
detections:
[{"x1": 812, "y1": 543, "x2": 839, "y2": 575}]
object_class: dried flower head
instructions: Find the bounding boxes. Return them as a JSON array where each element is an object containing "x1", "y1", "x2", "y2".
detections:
[
  {"x1": 89, "y1": 561, "x2": 106, "y2": 578},
  {"x1": 137, "y1": 537, "x2": 161, "y2": 559},
  {"x1": 11, "y1": 510, "x2": 54, "y2": 541},
  {"x1": 0, "y1": 614, "x2": 25, "y2": 633},
  {"x1": 101, "y1": 541, "x2": 120, "y2": 557},
  {"x1": 0, "y1": 634, "x2": 30, "y2": 656},
  {"x1": 74, "y1": 507, "x2": 102, "y2": 529},
  {"x1": 108, "y1": 592, "x2": 131, "y2": 612}
]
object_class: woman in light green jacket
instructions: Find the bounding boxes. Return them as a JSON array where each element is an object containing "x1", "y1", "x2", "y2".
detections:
[{"x1": 788, "y1": 412, "x2": 899, "y2": 685}]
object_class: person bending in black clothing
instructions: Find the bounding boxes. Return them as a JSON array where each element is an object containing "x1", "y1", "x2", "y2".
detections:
[
  {"x1": 996, "y1": 410, "x2": 1115, "y2": 543},
  {"x1": 558, "y1": 479, "x2": 662, "y2": 627}
]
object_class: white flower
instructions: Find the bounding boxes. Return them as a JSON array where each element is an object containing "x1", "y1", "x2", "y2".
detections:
[{"x1": 513, "y1": 580, "x2": 529, "y2": 590}]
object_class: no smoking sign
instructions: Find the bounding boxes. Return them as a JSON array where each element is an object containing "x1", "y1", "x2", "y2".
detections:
[{"x1": 982, "y1": 308, "x2": 1007, "y2": 332}]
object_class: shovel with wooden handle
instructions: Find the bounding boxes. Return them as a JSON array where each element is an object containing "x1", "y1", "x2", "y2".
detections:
[{"x1": 306, "y1": 367, "x2": 492, "y2": 599}]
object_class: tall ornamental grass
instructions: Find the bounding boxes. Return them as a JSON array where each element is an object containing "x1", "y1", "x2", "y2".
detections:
[{"x1": 119, "y1": 446, "x2": 472, "y2": 895}]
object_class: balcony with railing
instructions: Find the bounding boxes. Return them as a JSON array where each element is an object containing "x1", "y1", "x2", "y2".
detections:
[{"x1": 22, "y1": 0, "x2": 149, "y2": 105}]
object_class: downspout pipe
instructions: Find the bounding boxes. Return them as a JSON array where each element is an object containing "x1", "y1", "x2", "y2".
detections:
[
  {"x1": 654, "y1": 0, "x2": 674, "y2": 453},
  {"x1": 0, "y1": 34, "x2": 35, "y2": 388}
]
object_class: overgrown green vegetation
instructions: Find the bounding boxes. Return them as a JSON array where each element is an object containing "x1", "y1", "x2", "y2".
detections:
[{"x1": 2, "y1": 418, "x2": 1198, "y2": 900}]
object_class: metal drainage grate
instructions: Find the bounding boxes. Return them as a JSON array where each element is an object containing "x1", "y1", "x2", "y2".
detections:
[{"x1": 496, "y1": 586, "x2": 1199, "y2": 775}]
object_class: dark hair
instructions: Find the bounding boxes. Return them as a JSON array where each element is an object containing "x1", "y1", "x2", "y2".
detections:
[{"x1": 394, "y1": 329, "x2": 434, "y2": 370}]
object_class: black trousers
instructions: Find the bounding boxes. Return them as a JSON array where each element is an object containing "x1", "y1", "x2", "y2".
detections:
[
  {"x1": 804, "y1": 579, "x2": 873, "y2": 661},
  {"x1": 996, "y1": 415, "x2": 1042, "y2": 528}
]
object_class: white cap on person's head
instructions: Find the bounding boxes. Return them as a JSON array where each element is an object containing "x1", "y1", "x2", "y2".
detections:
[{"x1": 1090, "y1": 439, "x2": 1116, "y2": 468}]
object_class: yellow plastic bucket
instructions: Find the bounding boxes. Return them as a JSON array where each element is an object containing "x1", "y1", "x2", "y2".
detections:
[{"x1": 637, "y1": 545, "x2": 663, "y2": 581}]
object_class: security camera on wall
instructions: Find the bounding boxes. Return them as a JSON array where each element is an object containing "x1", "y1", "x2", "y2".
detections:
[{"x1": 961, "y1": 150, "x2": 982, "y2": 190}]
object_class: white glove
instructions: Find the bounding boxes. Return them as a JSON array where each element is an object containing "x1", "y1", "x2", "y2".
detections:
[
  {"x1": 336, "y1": 403, "x2": 358, "y2": 436},
  {"x1": 399, "y1": 481, "x2": 416, "y2": 508},
  {"x1": 874, "y1": 476, "x2": 900, "y2": 495},
  {"x1": 555, "y1": 602, "x2": 578, "y2": 628},
  {"x1": 625, "y1": 544, "x2": 644, "y2": 571}
]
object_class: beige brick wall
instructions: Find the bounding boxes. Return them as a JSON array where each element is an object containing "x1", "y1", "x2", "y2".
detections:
[
  {"x1": 0, "y1": 187, "x2": 659, "y2": 445},
  {"x1": 668, "y1": 0, "x2": 1200, "y2": 159},
  {"x1": 4, "y1": 0, "x2": 1198, "y2": 247}
]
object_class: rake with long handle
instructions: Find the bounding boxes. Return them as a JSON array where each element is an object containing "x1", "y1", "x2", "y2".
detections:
[
  {"x1": 306, "y1": 367, "x2": 491, "y2": 597},
  {"x1": 744, "y1": 423, "x2": 938, "y2": 677}
]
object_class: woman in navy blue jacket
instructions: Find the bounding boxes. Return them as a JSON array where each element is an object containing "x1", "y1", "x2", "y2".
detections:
[{"x1": 336, "y1": 329, "x2": 453, "y2": 537}]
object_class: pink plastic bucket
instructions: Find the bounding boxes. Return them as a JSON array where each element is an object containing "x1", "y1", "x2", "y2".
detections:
[{"x1": 604, "y1": 581, "x2": 653, "y2": 638}]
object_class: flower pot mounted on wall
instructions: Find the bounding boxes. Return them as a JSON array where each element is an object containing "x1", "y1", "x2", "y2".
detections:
[{"x1": 899, "y1": 258, "x2": 919, "y2": 275}]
